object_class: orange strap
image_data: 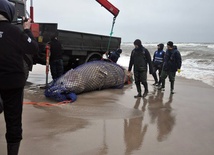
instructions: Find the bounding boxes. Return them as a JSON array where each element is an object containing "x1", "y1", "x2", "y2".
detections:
[{"x1": 23, "y1": 100, "x2": 72, "y2": 107}]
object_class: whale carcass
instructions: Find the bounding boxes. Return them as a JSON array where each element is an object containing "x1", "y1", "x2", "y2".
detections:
[{"x1": 45, "y1": 60, "x2": 129, "y2": 102}]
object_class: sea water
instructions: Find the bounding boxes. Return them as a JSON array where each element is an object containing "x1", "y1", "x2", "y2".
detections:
[{"x1": 118, "y1": 42, "x2": 214, "y2": 87}]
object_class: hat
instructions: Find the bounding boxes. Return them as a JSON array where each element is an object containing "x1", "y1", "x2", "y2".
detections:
[
  {"x1": 0, "y1": 0, "x2": 15, "y2": 22},
  {"x1": 158, "y1": 43, "x2": 164, "y2": 50},
  {"x1": 116, "y1": 48, "x2": 122, "y2": 54},
  {"x1": 173, "y1": 45, "x2": 177, "y2": 50},
  {"x1": 134, "y1": 39, "x2": 142, "y2": 46},
  {"x1": 167, "y1": 41, "x2": 174, "y2": 47}
]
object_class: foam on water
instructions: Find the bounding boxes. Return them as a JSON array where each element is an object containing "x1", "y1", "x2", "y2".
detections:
[
  {"x1": 208, "y1": 45, "x2": 214, "y2": 49},
  {"x1": 117, "y1": 56, "x2": 129, "y2": 68},
  {"x1": 181, "y1": 51, "x2": 195, "y2": 57},
  {"x1": 178, "y1": 59, "x2": 214, "y2": 87}
]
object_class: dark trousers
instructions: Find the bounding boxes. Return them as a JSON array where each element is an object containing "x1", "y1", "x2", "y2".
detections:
[
  {"x1": 50, "y1": 59, "x2": 64, "y2": 80},
  {"x1": 152, "y1": 65, "x2": 162, "y2": 84},
  {"x1": 0, "y1": 87, "x2": 23, "y2": 143},
  {"x1": 160, "y1": 70, "x2": 176, "y2": 90},
  {"x1": 134, "y1": 70, "x2": 148, "y2": 94}
]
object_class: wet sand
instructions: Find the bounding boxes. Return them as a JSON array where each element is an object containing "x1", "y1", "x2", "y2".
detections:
[{"x1": 1, "y1": 66, "x2": 214, "y2": 155}]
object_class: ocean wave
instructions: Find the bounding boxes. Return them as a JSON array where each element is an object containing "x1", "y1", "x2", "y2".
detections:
[
  {"x1": 181, "y1": 51, "x2": 194, "y2": 57},
  {"x1": 179, "y1": 68, "x2": 214, "y2": 87},
  {"x1": 183, "y1": 59, "x2": 214, "y2": 70},
  {"x1": 207, "y1": 45, "x2": 214, "y2": 49},
  {"x1": 122, "y1": 42, "x2": 214, "y2": 49}
]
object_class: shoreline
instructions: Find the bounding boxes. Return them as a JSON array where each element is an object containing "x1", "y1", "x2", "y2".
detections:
[{"x1": 0, "y1": 70, "x2": 214, "y2": 155}]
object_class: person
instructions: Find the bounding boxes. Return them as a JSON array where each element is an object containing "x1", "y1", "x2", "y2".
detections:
[
  {"x1": 49, "y1": 35, "x2": 64, "y2": 80},
  {"x1": 106, "y1": 48, "x2": 122, "y2": 63},
  {"x1": 0, "y1": 0, "x2": 39, "y2": 154},
  {"x1": 128, "y1": 39, "x2": 153, "y2": 98},
  {"x1": 159, "y1": 41, "x2": 182, "y2": 94},
  {"x1": 152, "y1": 43, "x2": 165, "y2": 86}
]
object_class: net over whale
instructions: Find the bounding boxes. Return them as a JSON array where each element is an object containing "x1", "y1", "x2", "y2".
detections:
[{"x1": 45, "y1": 61, "x2": 128, "y2": 102}]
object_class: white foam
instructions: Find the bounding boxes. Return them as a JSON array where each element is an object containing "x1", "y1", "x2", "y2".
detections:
[
  {"x1": 207, "y1": 45, "x2": 214, "y2": 49},
  {"x1": 181, "y1": 51, "x2": 194, "y2": 57},
  {"x1": 183, "y1": 59, "x2": 214, "y2": 70},
  {"x1": 117, "y1": 55, "x2": 130, "y2": 68},
  {"x1": 179, "y1": 68, "x2": 214, "y2": 87},
  {"x1": 179, "y1": 59, "x2": 214, "y2": 87}
]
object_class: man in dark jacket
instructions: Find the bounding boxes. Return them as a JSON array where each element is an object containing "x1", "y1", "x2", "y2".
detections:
[
  {"x1": 152, "y1": 43, "x2": 165, "y2": 86},
  {"x1": 128, "y1": 39, "x2": 153, "y2": 98},
  {"x1": 49, "y1": 35, "x2": 64, "y2": 80},
  {"x1": 159, "y1": 41, "x2": 182, "y2": 94},
  {"x1": 107, "y1": 48, "x2": 122, "y2": 63},
  {"x1": 0, "y1": 0, "x2": 38, "y2": 154}
]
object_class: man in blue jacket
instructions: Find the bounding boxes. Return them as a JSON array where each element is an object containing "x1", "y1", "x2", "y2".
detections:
[
  {"x1": 159, "y1": 41, "x2": 182, "y2": 94},
  {"x1": 152, "y1": 43, "x2": 165, "y2": 86},
  {"x1": 0, "y1": 0, "x2": 38, "y2": 154}
]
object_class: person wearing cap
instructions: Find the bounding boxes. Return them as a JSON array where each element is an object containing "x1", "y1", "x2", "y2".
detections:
[
  {"x1": 49, "y1": 35, "x2": 64, "y2": 80},
  {"x1": 159, "y1": 41, "x2": 182, "y2": 94},
  {"x1": 128, "y1": 39, "x2": 153, "y2": 98},
  {"x1": 107, "y1": 48, "x2": 122, "y2": 63},
  {"x1": 0, "y1": 0, "x2": 38, "y2": 154},
  {"x1": 152, "y1": 43, "x2": 165, "y2": 86}
]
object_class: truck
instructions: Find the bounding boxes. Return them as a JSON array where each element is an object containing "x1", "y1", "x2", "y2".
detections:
[{"x1": 9, "y1": 0, "x2": 121, "y2": 78}]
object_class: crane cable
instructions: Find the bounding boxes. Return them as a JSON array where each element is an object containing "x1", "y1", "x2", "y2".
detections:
[{"x1": 106, "y1": 16, "x2": 117, "y2": 55}]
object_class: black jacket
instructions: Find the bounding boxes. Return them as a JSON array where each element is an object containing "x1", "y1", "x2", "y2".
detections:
[
  {"x1": 163, "y1": 49, "x2": 182, "y2": 72},
  {"x1": 128, "y1": 46, "x2": 153, "y2": 74},
  {"x1": 0, "y1": 21, "x2": 39, "y2": 89},
  {"x1": 108, "y1": 51, "x2": 120, "y2": 63},
  {"x1": 49, "y1": 39, "x2": 63, "y2": 62}
]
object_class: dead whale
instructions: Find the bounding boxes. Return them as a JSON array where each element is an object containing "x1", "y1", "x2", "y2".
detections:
[{"x1": 45, "y1": 60, "x2": 127, "y2": 102}]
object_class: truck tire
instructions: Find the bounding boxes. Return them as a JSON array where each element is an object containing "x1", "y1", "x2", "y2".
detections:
[
  {"x1": 23, "y1": 60, "x2": 29, "y2": 80},
  {"x1": 85, "y1": 52, "x2": 102, "y2": 63}
]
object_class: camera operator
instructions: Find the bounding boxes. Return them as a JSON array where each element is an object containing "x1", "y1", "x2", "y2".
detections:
[{"x1": 0, "y1": 0, "x2": 38, "y2": 154}]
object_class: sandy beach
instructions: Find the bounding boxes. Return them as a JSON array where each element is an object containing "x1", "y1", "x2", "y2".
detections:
[{"x1": 0, "y1": 71, "x2": 214, "y2": 155}]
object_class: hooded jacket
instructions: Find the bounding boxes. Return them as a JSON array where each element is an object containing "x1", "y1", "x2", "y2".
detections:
[
  {"x1": 49, "y1": 38, "x2": 63, "y2": 62},
  {"x1": 0, "y1": 0, "x2": 15, "y2": 22},
  {"x1": 163, "y1": 49, "x2": 182, "y2": 72},
  {"x1": 108, "y1": 49, "x2": 122, "y2": 63},
  {"x1": 128, "y1": 45, "x2": 153, "y2": 74},
  {"x1": 0, "y1": 0, "x2": 39, "y2": 89},
  {"x1": 153, "y1": 44, "x2": 165, "y2": 66}
]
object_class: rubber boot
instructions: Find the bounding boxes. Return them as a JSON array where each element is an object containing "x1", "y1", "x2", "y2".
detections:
[
  {"x1": 0, "y1": 95, "x2": 3, "y2": 114},
  {"x1": 134, "y1": 83, "x2": 142, "y2": 98},
  {"x1": 170, "y1": 81, "x2": 175, "y2": 94},
  {"x1": 158, "y1": 78, "x2": 162, "y2": 87},
  {"x1": 142, "y1": 82, "x2": 148, "y2": 97},
  {"x1": 158, "y1": 79, "x2": 165, "y2": 91},
  {"x1": 7, "y1": 142, "x2": 20, "y2": 155},
  {"x1": 152, "y1": 73, "x2": 158, "y2": 86}
]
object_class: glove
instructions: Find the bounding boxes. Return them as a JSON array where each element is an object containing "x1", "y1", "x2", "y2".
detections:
[{"x1": 178, "y1": 69, "x2": 181, "y2": 73}]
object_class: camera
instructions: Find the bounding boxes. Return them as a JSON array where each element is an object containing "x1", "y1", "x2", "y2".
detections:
[{"x1": 16, "y1": 16, "x2": 28, "y2": 24}]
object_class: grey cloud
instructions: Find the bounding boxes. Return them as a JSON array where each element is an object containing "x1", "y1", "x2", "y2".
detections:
[{"x1": 29, "y1": 0, "x2": 214, "y2": 43}]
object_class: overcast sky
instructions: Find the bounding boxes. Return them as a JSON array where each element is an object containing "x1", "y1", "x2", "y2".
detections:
[{"x1": 27, "y1": 0, "x2": 213, "y2": 43}]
